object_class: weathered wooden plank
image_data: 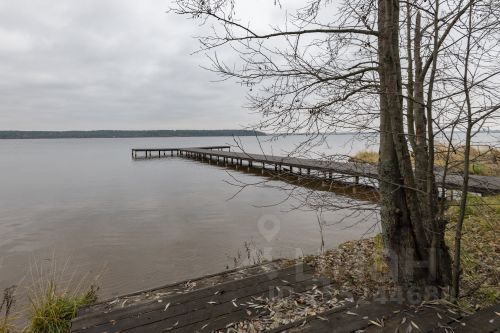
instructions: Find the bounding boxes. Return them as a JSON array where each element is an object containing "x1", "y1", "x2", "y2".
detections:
[
  {"x1": 182, "y1": 284, "x2": 345, "y2": 333},
  {"x1": 75, "y1": 263, "x2": 310, "y2": 323},
  {"x1": 271, "y1": 303, "x2": 500, "y2": 333},
  {"x1": 268, "y1": 301, "x2": 405, "y2": 333},
  {"x1": 120, "y1": 276, "x2": 332, "y2": 332},
  {"x1": 72, "y1": 263, "x2": 312, "y2": 330},
  {"x1": 71, "y1": 263, "x2": 315, "y2": 332},
  {"x1": 451, "y1": 303, "x2": 500, "y2": 333},
  {"x1": 76, "y1": 260, "x2": 285, "y2": 318},
  {"x1": 363, "y1": 305, "x2": 462, "y2": 332},
  {"x1": 75, "y1": 272, "x2": 322, "y2": 332}
]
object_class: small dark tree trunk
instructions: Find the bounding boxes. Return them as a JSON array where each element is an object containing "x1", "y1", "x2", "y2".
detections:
[{"x1": 451, "y1": 4, "x2": 474, "y2": 302}]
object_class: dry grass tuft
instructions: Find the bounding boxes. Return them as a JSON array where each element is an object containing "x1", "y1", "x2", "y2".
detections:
[
  {"x1": 0, "y1": 287, "x2": 17, "y2": 333},
  {"x1": 23, "y1": 256, "x2": 100, "y2": 333},
  {"x1": 227, "y1": 239, "x2": 266, "y2": 269},
  {"x1": 434, "y1": 144, "x2": 499, "y2": 176},
  {"x1": 26, "y1": 284, "x2": 97, "y2": 333},
  {"x1": 351, "y1": 144, "x2": 499, "y2": 176},
  {"x1": 349, "y1": 151, "x2": 379, "y2": 165}
]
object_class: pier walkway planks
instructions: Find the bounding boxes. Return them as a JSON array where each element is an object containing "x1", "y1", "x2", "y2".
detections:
[{"x1": 132, "y1": 146, "x2": 500, "y2": 195}]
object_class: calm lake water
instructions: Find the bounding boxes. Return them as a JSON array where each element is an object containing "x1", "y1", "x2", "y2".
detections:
[{"x1": 2, "y1": 133, "x2": 491, "y2": 298}]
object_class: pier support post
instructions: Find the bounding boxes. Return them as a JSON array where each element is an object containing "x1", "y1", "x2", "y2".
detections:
[{"x1": 321, "y1": 172, "x2": 326, "y2": 186}]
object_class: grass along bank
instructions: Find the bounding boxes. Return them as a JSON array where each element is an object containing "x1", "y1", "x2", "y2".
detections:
[
  {"x1": 0, "y1": 285, "x2": 96, "y2": 333},
  {"x1": 350, "y1": 145, "x2": 500, "y2": 176},
  {"x1": 26, "y1": 284, "x2": 97, "y2": 333},
  {"x1": 0, "y1": 259, "x2": 99, "y2": 333},
  {"x1": 445, "y1": 195, "x2": 499, "y2": 308}
]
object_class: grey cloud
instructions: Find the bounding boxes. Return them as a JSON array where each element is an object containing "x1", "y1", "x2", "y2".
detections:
[{"x1": 0, "y1": 0, "x2": 262, "y2": 130}]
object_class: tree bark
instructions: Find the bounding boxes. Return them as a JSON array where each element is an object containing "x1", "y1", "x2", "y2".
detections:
[
  {"x1": 377, "y1": 0, "x2": 451, "y2": 288},
  {"x1": 378, "y1": 0, "x2": 428, "y2": 286}
]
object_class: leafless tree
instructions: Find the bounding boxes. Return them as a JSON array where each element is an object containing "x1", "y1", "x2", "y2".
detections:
[
  {"x1": 171, "y1": 0, "x2": 500, "y2": 292},
  {"x1": 440, "y1": 1, "x2": 500, "y2": 301}
]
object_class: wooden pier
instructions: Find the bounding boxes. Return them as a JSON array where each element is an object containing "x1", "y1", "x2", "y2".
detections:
[
  {"x1": 131, "y1": 146, "x2": 231, "y2": 159},
  {"x1": 71, "y1": 261, "x2": 500, "y2": 332},
  {"x1": 131, "y1": 146, "x2": 500, "y2": 196}
]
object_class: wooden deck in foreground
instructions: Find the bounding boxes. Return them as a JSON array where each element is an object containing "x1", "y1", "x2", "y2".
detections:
[
  {"x1": 131, "y1": 146, "x2": 500, "y2": 195},
  {"x1": 71, "y1": 261, "x2": 500, "y2": 332}
]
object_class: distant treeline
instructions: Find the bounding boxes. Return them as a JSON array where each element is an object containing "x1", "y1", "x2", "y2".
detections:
[{"x1": 0, "y1": 130, "x2": 266, "y2": 139}]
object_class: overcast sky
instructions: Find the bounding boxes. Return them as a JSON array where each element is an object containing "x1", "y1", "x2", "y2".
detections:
[{"x1": 0, "y1": 0, "x2": 297, "y2": 131}]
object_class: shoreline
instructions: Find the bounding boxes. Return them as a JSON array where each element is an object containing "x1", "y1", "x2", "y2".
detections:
[{"x1": 70, "y1": 231, "x2": 499, "y2": 332}]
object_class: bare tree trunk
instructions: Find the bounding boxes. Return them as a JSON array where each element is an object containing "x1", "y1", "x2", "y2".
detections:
[
  {"x1": 425, "y1": 0, "x2": 452, "y2": 286},
  {"x1": 378, "y1": 0, "x2": 452, "y2": 287},
  {"x1": 451, "y1": 4, "x2": 474, "y2": 302},
  {"x1": 413, "y1": 12, "x2": 429, "y2": 195},
  {"x1": 406, "y1": 2, "x2": 416, "y2": 152},
  {"x1": 378, "y1": 0, "x2": 430, "y2": 286}
]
